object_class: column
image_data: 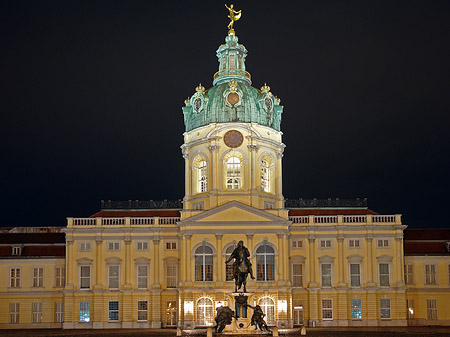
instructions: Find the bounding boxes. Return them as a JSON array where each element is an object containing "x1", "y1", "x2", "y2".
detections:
[
  {"x1": 277, "y1": 234, "x2": 285, "y2": 284},
  {"x1": 124, "y1": 236, "x2": 132, "y2": 289},
  {"x1": 216, "y1": 234, "x2": 223, "y2": 284},
  {"x1": 337, "y1": 234, "x2": 345, "y2": 287},
  {"x1": 366, "y1": 236, "x2": 375, "y2": 287},
  {"x1": 247, "y1": 234, "x2": 254, "y2": 284},
  {"x1": 275, "y1": 150, "x2": 284, "y2": 206},
  {"x1": 180, "y1": 234, "x2": 185, "y2": 286},
  {"x1": 395, "y1": 236, "x2": 404, "y2": 287},
  {"x1": 183, "y1": 152, "x2": 190, "y2": 203},
  {"x1": 283, "y1": 234, "x2": 290, "y2": 286},
  {"x1": 308, "y1": 236, "x2": 317, "y2": 288},
  {"x1": 66, "y1": 237, "x2": 74, "y2": 289},
  {"x1": 185, "y1": 234, "x2": 192, "y2": 285},
  {"x1": 153, "y1": 238, "x2": 161, "y2": 288},
  {"x1": 94, "y1": 236, "x2": 103, "y2": 289}
]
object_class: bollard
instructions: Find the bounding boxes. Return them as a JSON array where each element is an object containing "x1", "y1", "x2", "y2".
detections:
[
  {"x1": 301, "y1": 325, "x2": 306, "y2": 335},
  {"x1": 176, "y1": 327, "x2": 182, "y2": 336},
  {"x1": 207, "y1": 327, "x2": 213, "y2": 337},
  {"x1": 272, "y1": 326, "x2": 278, "y2": 337}
]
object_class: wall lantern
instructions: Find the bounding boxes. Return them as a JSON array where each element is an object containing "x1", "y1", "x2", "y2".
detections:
[{"x1": 184, "y1": 301, "x2": 194, "y2": 314}]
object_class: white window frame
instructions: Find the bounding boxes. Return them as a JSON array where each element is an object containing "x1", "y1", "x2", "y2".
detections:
[
  {"x1": 258, "y1": 297, "x2": 275, "y2": 325},
  {"x1": 79, "y1": 265, "x2": 91, "y2": 290},
  {"x1": 107, "y1": 241, "x2": 120, "y2": 251},
  {"x1": 407, "y1": 299, "x2": 415, "y2": 319},
  {"x1": 165, "y1": 241, "x2": 177, "y2": 250},
  {"x1": 197, "y1": 160, "x2": 208, "y2": 193},
  {"x1": 378, "y1": 263, "x2": 390, "y2": 287},
  {"x1": 427, "y1": 299, "x2": 438, "y2": 320},
  {"x1": 225, "y1": 244, "x2": 236, "y2": 282},
  {"x1": 404, "y1": 264, "x2": 413, "y2": 285},
  {"x1": 322, "y1": 299, "x2": 333, "y2": 320},
  {"x1": 351, "y1": 299, "x2": 362, "y2": 319},
  {"x1": 256, "y1": 243, "x2": 275, "y2": 281},
  {"x1": 55, "y1": 266, "x2": 65, "y2": 287},
  {"x1": 195, "y1": 243, "x2": 214, "y2": 282},
  {"x1": 166, "y1": 264, "x2": 178, "y2": 288},
  {"x1": 32, "y1": 302, "x2": 43, "y2": 323},
  {"x1": 425, "y1": 264, "x2": 437, "y2": 285},
  {"x1": 226, "y1": 156, "x2": 241, "y2": 190},
  {"x1": 261, "y1": 160, "x2": 270, "y2": 192},
  {"x1": 12, "y1": 246, "x2": 21, "y2": 255},
  {"x1": 56, "y1": 302, "x2": 64, "y2": 323},
  {"x1": 10, "y1": 303, "x2": 19, "y2": 323},
  {"x1": 319, "y1": 239, "x2": 332, "y2": 249},
  {"x1": 196, "y1": 297, "x2": 214, "y2": 326},
  {"x1": 136, "y1": 264, "x2": 149, "y2": 289},
  {"x1": 292, "y1": 263, "x2": 303, "y2": 287},
  {"x1": 377, "y1": 239, "x2": 390, "y2": 248},
  {"x1": 380, "y1": 299, "x2": 391, "y2": 319},
  {"x1": 32, "y1": 267, "x2": 44, "y2": 288},
  {"x1": 137, "y1": 300, "x2": 148, "y2": 321},
  {"x1": 79, "y1": 301, "x2": 90, "y2": 322},
  {"x1": 348, "y1": 239, "x2": 361, "y2": 249},
  {"x1": 349, "y1": 263, "x2": 361, "y2": 287},
  {"x1": 136, "y1": 241, "x2": 148, "y2": 251},
  {"x1": 108, "y1": 265, "x2": 120, "y2": 289},
  {"x1": 9, "y1": 267, "x2": 21, "y2": 288},
  {"x1": 79, "y1": 241, "x2": 92, "y2": 251},
  {"x1": 320, "y1": 263, "x2": 332, "y2": 287},
  {"x1": 108, "y1": 301, "x2": 119, "y2": 321},
  {"x1": 291, "y1": 239, "x2": 303, "y2": 249}
]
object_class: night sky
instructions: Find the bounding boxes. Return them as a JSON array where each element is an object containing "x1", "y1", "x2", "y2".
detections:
[{"x1": 1, "y1": 1, "x2": 449, "y2": 228}]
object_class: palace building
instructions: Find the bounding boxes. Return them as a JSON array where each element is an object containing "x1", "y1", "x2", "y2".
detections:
[{"x1": 1, "y1": 13, "x2": 450, "y2": 330}]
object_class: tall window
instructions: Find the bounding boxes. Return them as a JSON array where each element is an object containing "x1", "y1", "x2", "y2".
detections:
[
  {"x1": 322, "y1": 299, "x2": 333, "y2": 320},
  {"x1": 198, "y1": 160, "x2": 208, "y2": 193},
  {"x1": 350, "y1": 264, "x2": 361, "y2": 287},
  {"x1": 32, "y1": 302, "x2": 42, "y2": 323},
  {"x1": 80, "y1": 266, "x2": 90, "y2": 289},
  {"x1": 166, "y1": 301, "x2": 177, "y2": 326},
  {"x1": 260, "y1": 160, "x2": 269, "y2": 192},
  {"x1": 404, "y1": 264, "x2": 413, "y2": 285},
  {"x1": 427, "y1": 299, "x2": 438, "y2": 320},
  {"x1": 166, "y1": 265, "x2": 177, "y2": 288},
  {"x1": 10, "y1": 268, "x2": 20, "y2": 288},
  {"x1": 258, "y1": 297, "x2": 275, "y2": 324},
  {"x1": 380, "y1": 299, "x2": 391, "y2": 319},
  {"x1": 379, "y1": 263, "x2": 390, "y2": 286},
  {"x1": 425, "y1": 264, "x2": 437, "y2": 285},
  {"x1": 293, "y1": 299, "x2": 303, "y2": 326},
  {"x1": 292, "y1": 263, "x2": 303, "y2": 287},
  {"x1": 32, "y1": 267, "x2": 44, "y2": 287},
  {"x1": 55, "y1": 266, "x2": 65, "y2": 287},
  {"x1": 9, "y1": 303, "x2": 19, "y2": 323},
  {"x1": 229, "y1": 55, "x2": 235, "y2": 69},
  {"x1": 351, "y1": 299, "x2": 362, "y2": 319},
  {"x1": 56, "y1": 302, "x2": 64, "y2": 323},
  {"x1": 407, "y1": 299, "x2": 415, "y2": 319},
  {"x1": 108, "y1": 265, "x2": 119, "y2": 289},
  {"x1": 137, "y1": 265, "x2": 148, "y2": 289},
  {"x1": 226, "y1": 157, "x2": 241, "y2": 189},
  {"x1": 321, "y1": 264, "x2": 332, "y2": 287},
  {"x1": 109, "y1": 301, "x2": 119, "y2": 321},
  {"x1": 138, "y1": 301, "x2": 148, "y2": 321},
  {"x1": 256, "y1": 243, "x2": 275, "y2": 281},
  {"x1": 196, "y1": 297, "x2": 214, "y2": 326},
  {"x1": 195, "y1": 244, "x2": 213, "y2": 282},
  {"x1": 225, "y1": 244, "x2": 235, "y2": 281},
  {"x1": 79, "y1": 301, "x2": 90, "y2": 322}
]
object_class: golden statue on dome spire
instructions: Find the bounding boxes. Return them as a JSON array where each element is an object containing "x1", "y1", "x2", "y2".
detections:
[{"x1": 225, "y1": 4, "x2": 241, "y2": 35}]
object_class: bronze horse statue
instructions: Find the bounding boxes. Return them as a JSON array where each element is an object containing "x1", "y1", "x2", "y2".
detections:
[{"x1": 225, "y1": 241, "x2": 255, "y2": 293}]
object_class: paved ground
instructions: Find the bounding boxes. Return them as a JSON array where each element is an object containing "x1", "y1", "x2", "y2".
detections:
[{"x1": 1, "y1": 327, "x2": 450, "y2": 337}]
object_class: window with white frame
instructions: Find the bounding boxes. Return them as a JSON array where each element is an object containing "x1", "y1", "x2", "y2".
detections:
[
  {"x1": 425, "y1": 264, "x2": 437, "y2": 285},
  {"x1": 225, "y1": 244, "x2": 236, "y2": 281},
  {"x1": 320, "y1": 240, "x2": 332, "y2": 248},
  {"x1": 292, "y1": 263, "x2": 303, "y2": 287},
  {"x1": 32, "y1": 267, "x2": 44, "y2": 288},
  {"x1": 377, "y1": 239, "x2": 389, "y2": 248},
  {"x1": 12, "y1": 246, "x2": 21, "y2": 255},
  {"x1": 427, "y1": 299, "x2": 438, "y2": 320},
  {"x1": 9, "y1": 303, "x2": 19, "y2": 323},
  {"x1": 293, "y1": 299, "x2": 303, "y2": 325},
  {"x1": 9, "y1": 268, "x2": 21, "y2": 288},
  {"x1": 350, "y1": 263, "x2": 361, "y2": 287},
  {"x1": 56, "y1": 302, "x2": 64, "y2": 323},
  {"x1": 166, "y1": 301, "x2": 177, "y2": 326},
  {"x1": 258, "y1": 297, "x2": 275, "y2": 324},
  {"x1": 321, "y1": 263, "x2": 332, "y2": 287},
  {"x1": 195, "y1": 243, "x2": 213, "y2": 281},
  {"x1": 136, "y1": 241, "x2": 148, "y2": 251},
  {"x1": 107, "y1": 241, "x2": 120, "y2": 251},
  {"x1": 166, "y1": 264, "x2": 177, "y2": 288},
  {"x1": 55, "y1": 266, "x2": 65, "y2": 287},
  {"x1": 261, "y1": 160, "x2": 269, "y2": 192},
  {"x1": 32, "y1": 302, "x2": 42, "y2": 323},
  {"x1": 292, "y1": 239, "x2": 303, "y2": 249},
  {"x1": 197, "y1": 160, "x2": 208, "y2": 193},
  {"x1": 79, "y1": 241, "x2": 91, "y2": 251},
  {"x1": 137, "y1": 301, "x2": 148, "y2": 321},
  {"x1": 264, "y1": 201, "x2": 275, "y2": 209},
  {"x1": 380, "y1": 299, "x2": 391, "y2": 319},
  {"x1": 348, "y1": 239, "x2": 360, "y2": 248},
  {"x1": 322, "y1": 299, "x2": 333, "y2": 320},
  {"x1": 196, "y1": 297, "x2": 214, "y2": 326},
  {"x1": 137, "y1": 265, "x2": 148, "y2": 289},
  {"x1": 80, "y1": 265, "x2": 91, "y2": 289},
  {"x1": 79, "y1": 301, "x2": 90, "y2": 322},
  {"x1": 407, "y1": 299, "x2": 415, "y2": 319},
  {"x1": 351, "y1": 299, "x2": 362, "y2": 319},
  {"x1": 226, "y1": 156, "x2": 241, "y2": 189},
  {"x1": 256, "y1": 243, "x2": 275, "y2": 281},
  {"x1": 166, "y1": 241, "x2": 177, "y2": 250},
  {"x1": 108, "y1": 265, "x2": 119, "y2": 289},
  {"x1": 108, "y1": 301, "x2": 119, "y2": 321},
  {"x1": 379, "y1": 263, "x2": 390, "y2": 287},
  {"x1": 404, "y1": 264, "x2": 413, "y2": 285}
]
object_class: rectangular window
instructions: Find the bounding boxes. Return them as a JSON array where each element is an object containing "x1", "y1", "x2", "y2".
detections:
[
  {"x1": 109, "y1": 301, "x2": 119, "y2": 321},
  {"x1": 9, "y1": 303, "x2": 19, "y2": 323},
  {"x1": 404, "y1": 264, "x2": 413, "y2": 285},
  {"x1": 425, "y1": 264, "x2": 437, "y2": 285},
  {"x1": 137, "y1": 265, "x2": 148, "y2": 289},
  {"x1": 351, "y1": 299, "x2": 362, "y2": 319},
  {"x1": 10, "y1": 268, "x2": 21, "y2": 288},
  {"x1": 80, "y1": 266, "x2": 90, "y2": 289},
  {"x1": 108, "y1": 265, "x2": 119, "y2": 289},
  {"x1": 320, "y1": 240, "x2": 332, "y2": 248},
  {"x1": 12, "y1": 246, "x2": 21, "y2": 255},
  {"x1": 79, "y1": 301, "x2": 90, "y2": 322},
  {"x1": 55, "y1": 266, "x2": 65, "y2": 287},
  {"x1": 137, "y1": 301, "x2": 148, "y2": 321},
  {"x1": 167, "y1": 265, "x2": 177, "y2": 288},
  {"x1": 166, "y1": 241, "x2": 177, "y2": 250},
  {"x1": 292, "y1": 263, "x2": 303, "y2": 287},
  {"x1": 407, "y1": 299, "x2": 414, "y2": 319},
  {"x1": 321, "y1": 263, "x2": 332, "y2": 287},
  {"x1": 348, "y1": 239, "x2": 360, "y2": 248},
  {"x1": 32, "y1": 302, "x2": 43, "y2": 323},
  {"x1": 379, "y1": 263, "x2": 390, "y2": 286},
  {"x1": 229, "y1": 55, "x2": 235, "y2": 69},
  {"x1": 380, "y1": 299, "x2": 391, "y2": 319},
  {"x1": 56, "y1": 302, "x2": 64, "y2": 323},
  {"x1": 107, "y1": 241, "x2": 120, "y2": 251},
  {"x1": 292, "y1": 240, "x2": 303, "y2": 249},
  {"x1": 427, "y1": 299, "x2": 438, "y2": 320},
  {"x1": 32, "y1": 267, "x2": 44, "y2": 287},
  {"x1": 322, "y1": 299, "x2": 333, "y2": 320},
  {"x1": 377, "y1": 239, "x2": 389, "y2": 248},
  {"x1": 136, "y1": 241, "x2": 148, "y2": 251},
  {"x1": 350, "y1": 264, "x2": 361, "y2": 287},
  {"x1": 79, "y1": 241, "x2": 91, "y2": 251}
]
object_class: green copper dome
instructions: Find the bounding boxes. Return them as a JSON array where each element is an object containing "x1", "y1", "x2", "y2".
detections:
[{"x1": 182, "y1": 34, "x2": 283, "y2": 132}]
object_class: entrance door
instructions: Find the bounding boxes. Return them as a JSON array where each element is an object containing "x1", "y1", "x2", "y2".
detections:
[
  {"x1": 293, "y1": 300, "x2": 303, "y2": 326},
  {"x1": 166, "y1": 301, "x2": 177, "y2": 327}
]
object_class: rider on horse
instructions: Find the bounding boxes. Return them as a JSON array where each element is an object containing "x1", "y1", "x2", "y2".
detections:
[{"x1": 226, "y1": 240, "x2": 256, "y2": 280}]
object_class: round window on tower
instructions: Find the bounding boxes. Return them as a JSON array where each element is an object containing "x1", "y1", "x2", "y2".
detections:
[
  {"x1": 265, "y1": 97, "x2": 273, "y2": 111},
  {"x1": 194, "y1": 98, "x2": 202, "y2": 112},
  {"x1": 227, "y1": 93, "x2": 239, "y2": 106}
]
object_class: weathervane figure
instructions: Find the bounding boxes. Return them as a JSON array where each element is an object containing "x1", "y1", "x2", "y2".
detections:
[{"x1": 225, "y1": 4, "x2": 242, "y2": 34}]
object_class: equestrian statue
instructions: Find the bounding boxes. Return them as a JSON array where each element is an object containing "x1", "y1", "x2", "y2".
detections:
[{"x1": 225, "y1": 240, "x2": 255, "y2": 293}]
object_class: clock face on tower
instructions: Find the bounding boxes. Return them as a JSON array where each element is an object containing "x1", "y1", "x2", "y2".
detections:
[{"x1": 224, "y1": 130, "x2": 244, "y2": 148}]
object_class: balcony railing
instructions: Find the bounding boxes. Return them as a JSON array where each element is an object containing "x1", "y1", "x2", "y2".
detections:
[
  {"x1": 69, "y1": 216, "x2": 181, "y2": 227},
  {"x1": 289, "y1": 214, "x2": 400, "y2": 225},
  {"x1": 285, "y1": 198, "x2": 368, "y2": 208},
  {"x1": 213, "y1": 69, "x2": 251, "y2": 80}
]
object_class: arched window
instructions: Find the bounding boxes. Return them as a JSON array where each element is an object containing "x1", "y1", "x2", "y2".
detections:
[
  {"x1": 226, "y1": 157, "x2": 241, "y2": 189},
  {"x1": 195, "y1": 243, "x2": 213, "y2": 282},
  {"x1": 258, "y1": 297, "x2": 275, "y2": 324},
  {"x1": 261, "y1": 160, "x2": 269, "y2": 192},
  {"x1": 225, "y1": 244, "x2": 236, "y2": 281},
  {"x1": 256, "y1": 243, "x2": 275, "y2": 281},
  {"x1": 198, "y1": 160, "x2": 207, "y2": 193},
  {"x1": 196, "y1": 297, "x2": 214, "y2": 326}
]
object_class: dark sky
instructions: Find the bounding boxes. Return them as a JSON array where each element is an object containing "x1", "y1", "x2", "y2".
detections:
[{"x1": 1, "y1": 1, "x2": 449, "y2": 228}]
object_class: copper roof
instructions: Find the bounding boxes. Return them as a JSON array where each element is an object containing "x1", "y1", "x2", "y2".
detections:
[{"x1": 404, "y1": 229, "x2": 450, "y2": 255}]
